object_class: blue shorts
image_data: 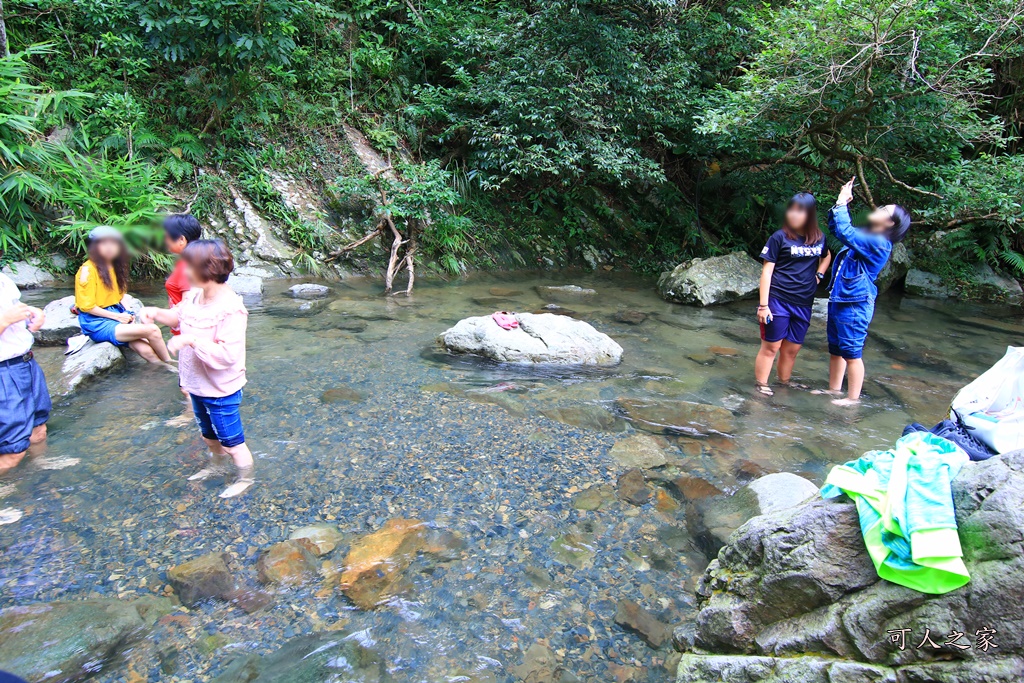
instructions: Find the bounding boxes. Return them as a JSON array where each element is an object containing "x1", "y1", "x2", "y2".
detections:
[
  {"x1": 191, "y1": 389, "x2": 245, "y2": 448},
  {"x1": 78, "y1": 303, "x2": 129, "y2": 347},
  {"x1": 0, "y1": 356, "x2": 52, "y2": 455},
  {"x1": 827, "y1": 300, "x2": 874, "y2": 360},
  {"x1": 760, "y1": 296, "x2": 812, "y2": 344}
]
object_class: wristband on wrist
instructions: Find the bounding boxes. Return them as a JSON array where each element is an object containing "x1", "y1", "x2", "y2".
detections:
[{"x1": 757, "y1": 304, "x2": 769, "y2": 308}]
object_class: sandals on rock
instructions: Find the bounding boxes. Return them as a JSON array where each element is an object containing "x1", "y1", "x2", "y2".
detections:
[{"x1": 755, "y1": 382, "x2": 774, "y2": 396}]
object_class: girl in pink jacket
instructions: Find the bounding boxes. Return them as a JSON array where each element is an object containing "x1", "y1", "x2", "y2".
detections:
[{"x1": 142, "y1": 239, "x2": 254, "y2": 498}]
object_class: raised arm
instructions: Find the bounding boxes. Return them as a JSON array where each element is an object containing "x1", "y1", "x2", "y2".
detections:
[{"x1": 828, "y1": 204, "x2": 889, "y2": 259}]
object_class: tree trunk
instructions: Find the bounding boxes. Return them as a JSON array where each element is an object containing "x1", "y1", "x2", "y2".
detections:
[{"x1": 0, "y1": 0, "x2": 10, "y2": 58}]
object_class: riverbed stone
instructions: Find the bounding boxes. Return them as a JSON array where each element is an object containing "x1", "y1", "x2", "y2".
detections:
[
  {"x1": 672, "y1": 475, "x2": 722, "y2": 502},
  {"x1": 212, "y1": 631, "x2": 387, "y2": 683},
  {"x1": 904, "y1": 269, "x2": 951, "y2": 298},
  {"x1": 680, "y1": 451, "x2": 1024, "y2": 682},
  {"x1": 439, "y1": 312, "x2": 623, "y2": 365},
  {"x1": 617, "y1": 469, "x2": 650, "y2": 506},
  {"x1": 617, "y1": 398, "x2": 735, "y2": 436},
  {"x1": 573, "y1": 485, "x2": 616, "y2": 511},
  {"x1": 512, "y1": 642, "x2": 560, "y2": 683},
  {"x1": 257, "y1": 539, "x2": 320, "y2": 585},
  {"x1": 320, "y1": 386, "x2": 367, "y2": 403},
  {"x1": 287, "y1": 283, "x2": 330, "y2": 299},
  {"x1": 541, "y1": 404, "x2": 625, "y2": 432},
  {"x1": 1, "y1": 260, "x2": 62, "y2": 288},
  {"x1": 658, "y1": 252, "x2": 761, "y2": 306},
  {"x1": 489, "y1": 287, "x2": 524, "y2": 297},
  {"x1": 536, "y1": 284, "x2": 597, "y2": 303},
  {"x1": 609, "y1": 434, "x2": 670, "y2": 469},
  {"x1": 613, "y1": 310, "x2": 648, "y2": 325},
  {"x1": 875, "y1": 242, "x2": 910, "y2": 294},
  {"x1": 615, "y1": 599, "x2": 671, "y2": 649},
  {"x1": 333, "y1": 518, "x2": 432, "y2": 609},
  {"x1": 58, "y1": 339, "x2": 125, "y2": 396},
  {"x1": 167, "y1": 552, "x2": 235, "y2": 606},
  {"x1": 289, "y1": 523, "x2": 345, "y2": 556},
  {"x1": 0, "y1": 596, "x2": 175, "y2": 682}
]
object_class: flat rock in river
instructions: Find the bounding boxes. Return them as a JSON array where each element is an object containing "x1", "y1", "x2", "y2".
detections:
[
  {"x1": 0, "y1": 596, "x2": 174, "y2": 682},
  {"x1": 617, "y1": 398, "x2": 734, "y2": 436},
  {"x1": 439, "y1": 312, "x2": 622, "y2": 365},
  {"x1": 658, "y1": 252, "x2": 761, "y2": 306},
  {"x1": 541, "y1": 404, "x2": 626, "y2": 432},
  {"x1": 287, "y1": 283, "x2": 330, "y2": 299},
  {"x1": 535, "y1": 284, "x2": 597, "y2": 302},
  {"x1": 609, "y1": 434, "x2": 671, "y2": 469},
  {"x1": 58, "y1": 339, "x2": 125, "y2": 396}
]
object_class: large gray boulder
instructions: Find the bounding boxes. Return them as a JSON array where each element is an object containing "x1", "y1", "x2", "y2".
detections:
[
  {"x1": 1, "y1": 260, "x2": 62, "y2": 288},
  {"x1": 0, "y1": 596, "x2": 174, "y2": 682},
  {"x1": 228, "y1": 274, "x2": 265, "y2": 299},
  {"x1": 904, "y1": 269, "x2": 951, "y2": 298},
  {"x1": 58, "y1": 339, "x2": 125, "y2": 395},
  {"x1": 658, "y1": 252, "x2": 761, "y2": 306},
  {"x1": 875, "y1": 242, "x2": 910, "y2": 294},
  {"x1": 677, "y1": 451, "x2": 1024, "y2": 682},
  {"x1": 439, "y1": 312, "x2": 623, "y2": 365},
  {"x1": 34, "y1": 294, "x2": 144, "y2": 346},
  {"x1": 973, "y1": 263, "x2": 1023, "y2": 304}
]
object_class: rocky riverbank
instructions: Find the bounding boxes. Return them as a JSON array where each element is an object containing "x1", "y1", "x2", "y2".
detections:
[{"x1": 674, "y1": 450, "x2": 1024, "y2": 682}]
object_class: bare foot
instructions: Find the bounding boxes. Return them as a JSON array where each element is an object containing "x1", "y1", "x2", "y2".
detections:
[
  {"x1": 811, "y1": 389, "x2": 844, "y2": 397},
  {"x1": 831, "y1": 397, "x2": 861, "y2": 406}
]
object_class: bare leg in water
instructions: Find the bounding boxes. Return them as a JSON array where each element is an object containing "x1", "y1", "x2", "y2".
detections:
[{"x1": 754, "y1": 339, "x2": 782, "y2": 395}]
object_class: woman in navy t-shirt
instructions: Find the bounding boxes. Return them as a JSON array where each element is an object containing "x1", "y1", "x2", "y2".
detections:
[{"x1": 753, "y1": 193, "x2": 831, "y2": 396}]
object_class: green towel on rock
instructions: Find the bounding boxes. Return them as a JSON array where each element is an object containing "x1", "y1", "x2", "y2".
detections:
[{"x1": 821, "y1": 431, "x2": 970, "y2": 594}]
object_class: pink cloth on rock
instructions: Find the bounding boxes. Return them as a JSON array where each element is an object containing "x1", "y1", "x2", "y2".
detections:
[
  {"x1": 491, "y1": 311, "x2": 519, "y2": 330},
  {"x1": 175, "y1": 288, "x2": 248, "y2": 397}
]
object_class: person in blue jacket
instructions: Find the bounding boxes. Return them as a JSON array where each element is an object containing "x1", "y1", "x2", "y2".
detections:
[{"x1": 823, "y1": 177, "x2": 911, "y2": 405}]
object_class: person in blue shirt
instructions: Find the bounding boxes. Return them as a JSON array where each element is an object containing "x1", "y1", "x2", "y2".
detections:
[
  {"x1": 823, "y1": 177, "x2": 911, "y2": 405},
  {"x1": 754, "y1": 193, "x2": 831, "y2": 396}
]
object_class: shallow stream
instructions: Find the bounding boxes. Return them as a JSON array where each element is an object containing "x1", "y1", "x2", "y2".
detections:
[{"x1": 3, "y1": 272, "x2": 1021, "y2": 682}]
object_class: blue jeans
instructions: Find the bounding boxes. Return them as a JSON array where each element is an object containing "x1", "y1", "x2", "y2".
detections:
[
  {"x1": 190, "y1": 389, "x2": 245, "y2": 448},
  {"x1": 827, "y1": 300, "x2": 874, "y2": 360}
]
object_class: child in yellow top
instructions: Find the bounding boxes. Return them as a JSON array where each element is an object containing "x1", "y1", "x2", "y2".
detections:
[{"x1": 75, "y1": 226, "x2": 172, "y2": 363}]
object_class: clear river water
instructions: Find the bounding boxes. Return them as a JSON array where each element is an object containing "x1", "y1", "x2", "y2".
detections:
[{"x1": 2, "y1": 271, "x2": 1020, "y2": 682}]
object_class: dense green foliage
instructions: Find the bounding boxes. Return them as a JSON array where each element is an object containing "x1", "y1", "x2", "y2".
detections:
[{"x1": 2, "y1": 0, "x2": 1023, "y2": 276}]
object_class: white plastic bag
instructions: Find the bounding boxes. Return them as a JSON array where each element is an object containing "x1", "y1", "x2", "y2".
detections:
[{"x1": 951, "y1": 346, "x2": 1024, "y2": 454}]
